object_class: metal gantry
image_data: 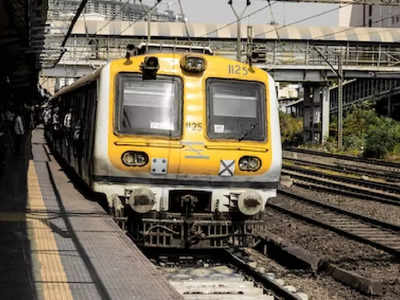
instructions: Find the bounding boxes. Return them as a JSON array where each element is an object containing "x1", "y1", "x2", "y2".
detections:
[{"x1": 41, "y1": 35, "x2": 400, "y2": 72}]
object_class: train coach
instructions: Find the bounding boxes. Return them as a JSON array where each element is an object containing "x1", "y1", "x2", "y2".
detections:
[{"x1": 46, "y1": 44, "x2": 282, "y2": 248}]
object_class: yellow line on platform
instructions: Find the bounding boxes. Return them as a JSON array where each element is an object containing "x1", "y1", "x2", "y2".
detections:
[{"x1": 27, "y1": 160, "x2": 74, "y2": 300}]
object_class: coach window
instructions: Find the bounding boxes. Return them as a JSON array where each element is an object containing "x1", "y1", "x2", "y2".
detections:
[
  {"x1": 116, "y1": 74, "x2": 182, "y2": 137},
  {"x1": 206, "y1": 79, "x2": 266, "y2": 141}
]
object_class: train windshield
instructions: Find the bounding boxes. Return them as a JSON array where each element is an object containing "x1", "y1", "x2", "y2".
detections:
[
  {"x1": 206, "y1": 79, "x2": 266, "y2": 141},
  {"x1": 116, "y1": 74, "x2": 182, "y2": 137}
]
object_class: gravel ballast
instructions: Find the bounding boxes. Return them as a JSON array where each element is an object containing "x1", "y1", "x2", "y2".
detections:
[{"x1": 263, "y1": 185, "x2": 400, "y2": 299}]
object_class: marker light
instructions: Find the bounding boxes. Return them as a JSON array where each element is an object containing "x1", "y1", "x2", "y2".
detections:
[
  {"x1": 239, "y1": 156, "x2": 261, "y2": 172},
  {"x1": 180, "y1": 55, "x2": 206, "y2": 73},
  {"x1": 121, "y1": 151, "x2": 149, "y2": 167}
]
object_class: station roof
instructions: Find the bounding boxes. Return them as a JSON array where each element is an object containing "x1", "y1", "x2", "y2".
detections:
[
  {"x1": 71, "y1": 20, "x2": 400, "y2": 44},
  {"x1": 0, "y1": 0, "x2": 48, "y2": 104}
]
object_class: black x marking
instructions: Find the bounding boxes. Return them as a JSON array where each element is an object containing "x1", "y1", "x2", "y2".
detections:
[{"x1": 219, "y1": 160, "x2": 234, "y2": 176}]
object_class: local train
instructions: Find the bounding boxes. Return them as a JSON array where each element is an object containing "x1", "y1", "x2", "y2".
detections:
[{"x1": 45, "y1": 44, "x2": 282, "y2": 248}]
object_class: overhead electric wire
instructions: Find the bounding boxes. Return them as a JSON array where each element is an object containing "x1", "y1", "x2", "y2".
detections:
[
  {"x1": 177, "y1": 0, "x2": 191, "y2": 39},
  {"x1": 53, "y1": 1, "x2": 394, "y2": 68},
  {"x1": 371, "y1": 13, "x2": 400, "y2": 25},
  {"x1": 313, "y1": 11, "x2": 400, "y2": 40},
  {"x1": 50, "y1": 0, "x2": 89, "y2": 68},
  {"x1": 56, "y1": 0, "x2": 167, "y2": 65},
  {"x1": 199, "y1": 2, "x2": 277, "y2": 38},
  {"x1": 266, "y1": 0, "x2": 281, "y2": 40},
  {"x1": 254, "y1": 4, "x2": 349, "y2": 38},
  {"x1": 199, "y1": 2, "x2": 345, "y2": 40}
]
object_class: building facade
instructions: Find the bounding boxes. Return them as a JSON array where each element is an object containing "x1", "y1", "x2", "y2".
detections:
[
  {"x1": 48, "y1": 0, "x2": 184, "y2": 22},
  {"x1": 339, "y1": 4, "x2": 400, "y2": 27}
]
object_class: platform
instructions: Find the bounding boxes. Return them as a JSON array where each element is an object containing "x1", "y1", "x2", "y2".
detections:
[{"x1": 0, "y1": 128, "x2": 183, "y2": 300}]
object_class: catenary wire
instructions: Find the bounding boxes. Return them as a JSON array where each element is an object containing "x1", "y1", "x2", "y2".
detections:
[
  {"x1": 199, "y1": 2, "x2": 277, "y2": 38},
  {"x1": 313, "y1": 10, "x2": 400, "y2": 39},
  {"x1": 254, "y1": 4, "x2": 350, "y2": 38}
]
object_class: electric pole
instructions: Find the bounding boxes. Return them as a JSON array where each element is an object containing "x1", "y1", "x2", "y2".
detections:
[
  {"x1": 313, "y1": 47, "x2": 344, "y2": 150},
  {"x1": 338, "y1": 55, "x2": 343, "y2": 150},
  {"x1": 141, "y1": 0, "x2": 162, "y2": 52},
  {"x1": 147, "y1": 9, "x2": 151, "y2": 52},
  {"x1": 228, "y1": 0, "x2": 251, "y2": 62},
  {"x1": 246, "y1": 25, "x2": 254, "y2": 65}
]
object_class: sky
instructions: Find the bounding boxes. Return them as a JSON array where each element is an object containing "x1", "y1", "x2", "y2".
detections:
[{"x1": 154, "y1": 0, "x2": 340, "y2": 27}]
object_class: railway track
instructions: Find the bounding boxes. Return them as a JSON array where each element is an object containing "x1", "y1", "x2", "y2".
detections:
[
  {"x1": 146, "y1": 250, "x2": 305, "y2": 300},
  {"x1": 284, "y1": 157, "x2": 400, "y2": 182},
  {"x1": 284, "y1": 148, "x2": 400, "y2": 170},
  {"x1": 269, "y1": 190, "x2": 400, "y2": 257},
  {"x1": 282, "y1": 166, "x2": 400, "y2": 205},
  {"x1": 283, "y1": 165, "x2": 400, "y2": 194},
  {"x1": 290, "y1": 180, "x2": 400, "y2": 207},
  {"x1": 165, "y1": 262, "x2": 270, "y2": 300}
]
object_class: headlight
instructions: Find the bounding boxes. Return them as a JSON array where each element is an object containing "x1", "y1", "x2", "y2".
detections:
[
  {"x1": 239, "y1": 156, "x2": 261, "y2": 172},
  {"x1": 121, "y1": 151, "x2": 149, "y2": 167}
]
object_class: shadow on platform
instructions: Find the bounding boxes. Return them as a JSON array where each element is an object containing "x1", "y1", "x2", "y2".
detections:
[{"x1": 0, "y1": 132, "x2": 39, "y2": 299}]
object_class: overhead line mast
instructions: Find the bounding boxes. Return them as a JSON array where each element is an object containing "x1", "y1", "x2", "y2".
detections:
[{"x1": 228, "y1": 0, "x2": 252, "y2": 62}]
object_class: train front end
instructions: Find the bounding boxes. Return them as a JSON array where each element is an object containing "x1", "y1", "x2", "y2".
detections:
[{"x1": 93, "y1": 52, "x2": 282, "y2": 248}]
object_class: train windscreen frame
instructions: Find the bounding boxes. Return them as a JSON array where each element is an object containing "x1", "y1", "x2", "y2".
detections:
[
  {"x1": 115, "y1": 73, "x2": 183, "y2": 138},
  {"x1": 206, "y1": 78, "x2": 267, "y2": 141}
]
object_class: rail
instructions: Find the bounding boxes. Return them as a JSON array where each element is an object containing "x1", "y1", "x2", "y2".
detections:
[{"x1": 270, "y1": 190, "x2": 400, "y2": 256}]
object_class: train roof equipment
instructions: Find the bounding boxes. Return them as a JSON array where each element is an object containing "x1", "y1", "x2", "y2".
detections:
[{"x1": 136, "y1": 43, "x2": 213, "y2": 55}]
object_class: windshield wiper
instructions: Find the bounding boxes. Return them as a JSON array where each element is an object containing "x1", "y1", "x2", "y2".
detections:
[
  {"x1": 123, "y1": 109, "x2": 132, "y2": 128},
  {"x1": 238, "y1": 123, "x2": 256, "y2": 142}
]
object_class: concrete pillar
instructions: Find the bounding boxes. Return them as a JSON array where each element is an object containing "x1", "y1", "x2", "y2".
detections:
[
  {"x1": 321, "y1": 86, "x2": 330, "y2": 143},
  {"x1": 302, "y1": 84, "x2": 330, "y2": 144},
  {"x1": 312, "y1": 86, "x2": 322, "y2": 143}
]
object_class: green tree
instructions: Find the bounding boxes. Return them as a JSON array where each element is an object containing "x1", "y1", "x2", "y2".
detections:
[
  {"x1": 279, "y1": 112, "x2": 303, "y2": 146},
  {"x1": 342, "y1": 106, "x2": 377, "y2": 154},
  {"x1": 364, "y1": 116, "x2": 400, "y2": 158}
]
